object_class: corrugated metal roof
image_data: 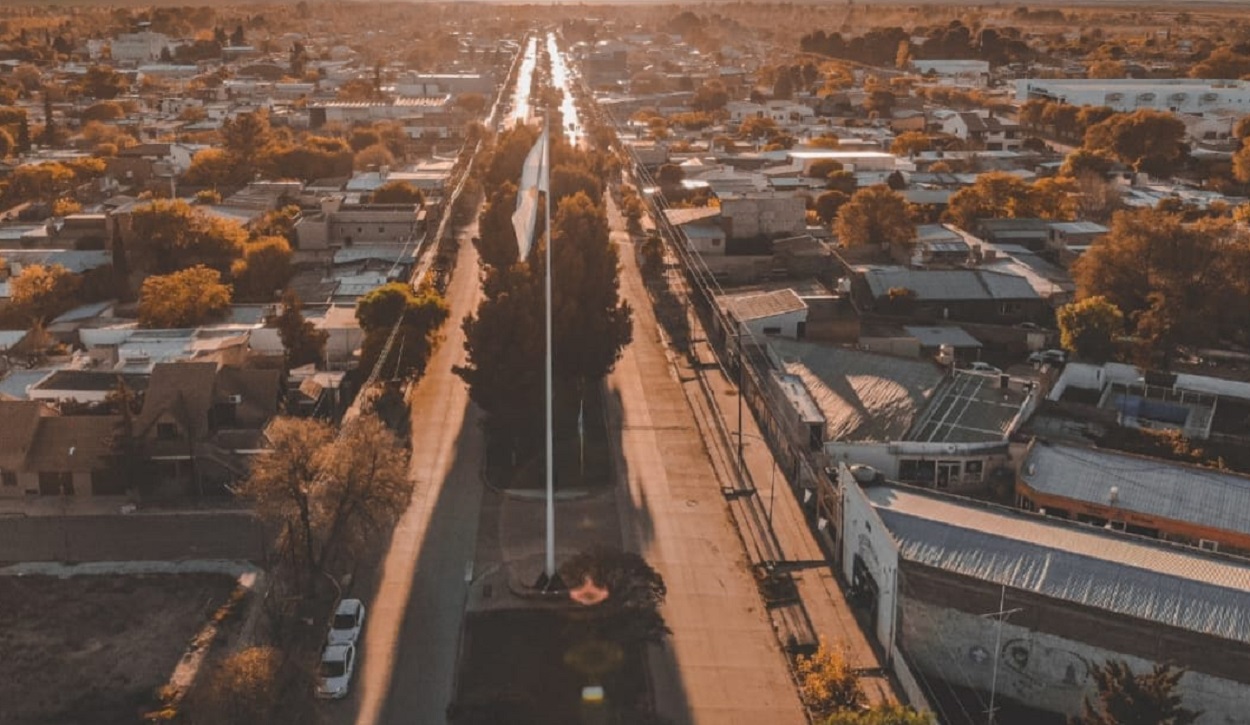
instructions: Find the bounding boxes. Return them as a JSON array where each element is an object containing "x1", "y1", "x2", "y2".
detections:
[
  {"x1": 726, "y1": 289, "x2": 807, "y2": 322},
  {"x1": 868, "y1": 485, "x2": 1250, "y2": 644},
  {"x1": 768, "y1": 339, "x2": 943, "y2": 442},
  {"x1": 1022, "y1": 443, "x2": 1250, "y2": 537},
  {"x1": 860, "y1": 267, "x2": 1039, "y2": 302}
]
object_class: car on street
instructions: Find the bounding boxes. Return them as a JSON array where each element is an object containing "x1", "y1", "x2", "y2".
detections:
[
  {"x1": 317, "y1": 643, "x2": 356, "y2": 700},
  {"x1": 1028, "y1": 349, "x2": 1067, "y2": 365},
  {"x1": 966, "y1": 361, "x2": 1003, "y2": 375},
  {"x1": 327, "y1": 598, "x2": 365, "y2": 646}
]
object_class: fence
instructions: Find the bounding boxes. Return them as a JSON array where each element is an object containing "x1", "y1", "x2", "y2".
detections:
[{"x1": 0, "y1": 511, "x2": 269, "y2": 564}]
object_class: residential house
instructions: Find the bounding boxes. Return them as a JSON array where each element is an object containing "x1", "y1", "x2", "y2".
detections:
[
  {"x1": 134, "y1": 361, "x2": 280, "y2": 495},
  {"x1": 850, "y1": 266, "x2": 1047, "y2": 325},
  {"x1": 939, "y1": 110, "x2": 1022, "y2": 151},
  {"x1": 0, "y1": 400, "x2": 122, "y2": 497}
]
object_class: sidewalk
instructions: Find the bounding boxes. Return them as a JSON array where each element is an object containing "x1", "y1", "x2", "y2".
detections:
[
  {"x1": 626, "y1": 196, "x2": 897, "y2": 706},
  {"x1": 607, "y1": 196, "x2": 808, "y2": 725}
]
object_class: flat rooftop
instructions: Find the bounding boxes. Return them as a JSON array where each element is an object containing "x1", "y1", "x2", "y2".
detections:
[{"x1": 906, "y1": 370, "x2": 1030, "y2": 443}]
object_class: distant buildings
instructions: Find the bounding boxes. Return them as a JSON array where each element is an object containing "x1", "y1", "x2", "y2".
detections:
[{"x1": 1016, "y1": 78, "x2": 1250, "y2": 114}]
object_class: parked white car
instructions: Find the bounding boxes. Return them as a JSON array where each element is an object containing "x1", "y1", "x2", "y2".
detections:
[
  {"x1": 967, "y1": 362, "x2": 1003, "y2": 375},
  {"x1": 317, "y1": 643, "x2": 356, "y2": 700},
  {"x1": 327, "y1": 599, "x2": 365, "y2": 646}
]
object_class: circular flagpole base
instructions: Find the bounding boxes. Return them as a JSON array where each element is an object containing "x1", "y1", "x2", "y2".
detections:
[{"x1": 534, "y1": 571, "x2": 567, "y2": 593}]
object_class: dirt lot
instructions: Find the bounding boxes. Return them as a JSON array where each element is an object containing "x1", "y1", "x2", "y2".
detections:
[{"x1": 0, "y1": 574, "x2": 238, "y2": 725}]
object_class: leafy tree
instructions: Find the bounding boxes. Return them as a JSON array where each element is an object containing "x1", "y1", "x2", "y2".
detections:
[
  {"x1": 348, "y1": 127, "x2": 382, "y2": 153},
  {"x1": 82, "y1": 66, "x2": 129, "y2": 100},
  {"x1": 476, "y1": 181, "x2": 520, "y2": 269},
  {"x1": 835, "y1": 185, "x2": 913, "y2": 250},
  {"x1": 1076, "y1": 660, "x2": 1200, "y2": 725},
  {"x1": 945, "y1": 171, "x2": 1055, "y2": 229},
  {"x1": 796, "y1": 638, "x2": 863, "y2": 718},
  {"x1": 657, "y1": 163, "x2": 685, "y2": 189},
  {"x1": 890, "y1": 131, "x2": 931, "y2": 156},
  {"x1": 1190, "y1": 47, "x2": 1250, "y2": 79},
  {"x1": 6, "y1": 263, "x2": 80, "y2": 325},
  {"x1": 354, "y1": 142, "x2": 395, "y2": 171},
  {"x1": 138, "y1": 265, "x2": 232, "y2": 328},
  {"x1": 692, "y1": 79, "x2": 729, "y2": 112},
  {"x1": 232, "y1": 235, "x2": 293, "y2": 302},
  {"x1": 2, "y1": 162, "x2": 75, "y2": 206},
  {"x1": 127, "y1": 199, "x2": 247, "y2": 275},
  {"x1": 81, "y1": 101, "x2": 125, "y2": 123},
  {"x1": 826, "y1": 169, "x2": 858, "y2": 195},
  {"x1": 356, "y1": 283, "x2": 450, "y2": 379},
  {"x1": 814, "y1": 190, "x2": 850, "y2": 225},
  {"x1": 561, "y1": 545, "x2": 668, "y2": 642},
  {"x1": 1088, "y1": 59, "x2": 1126, "y2": 78},
  {"x1": 808, "y1": 134, "x2": 842, "y2": 150},
  {"x1": 1073, "y1": 210, "x2": 1250, "y2": 357},
  {"x1": 808, "y1": 159, "x2": 845, "y2": 180},
  {"x1": 459, "y1": 193, "x2": 631, "y2": 455},
  {"x1": 0, "y1": 128, "x2": 13, "y2": 159},
  {"x1": 1061, "y1": 149, "x2": 1118, "y2": 178},
  {"x1": 1084, "y1": 110, "x2": 1187, "y2": 177},
  {"x1": 220, "y1": 109, "x2": 276, "y2": 181},
  {"x1": 369, "y1": 180, "x2": 424, "y2": 205},
  {"x1": 1058, "y1": 296, "x2": 1123, "y2": 362},
  {"x1": 824, "y1": 705, "x2": 931, "y2": 725},
  {"x1": 253, "y1": 206, "x2": 300, "y2": 243},
  {"x1": 739, "y1": 116, "x2": 777, "y2": 141},
  {"x1": 453, "y1": 92, "x2": 487, "y2": 116},
  {"x1": 551, "y1": 164, "x2": 603, "y2": 207},
  {"x1": 275, "y1": 292, "x2": 328, "y2": 369},
  {"x1": 482, "y1": 124, "x2": 540, "y2": 193},
  {"x1": 183, "y1": 148, "x2": 237, "y2": 187}
]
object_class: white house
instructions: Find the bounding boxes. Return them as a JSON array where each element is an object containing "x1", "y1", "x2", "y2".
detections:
[
  {"x1": 110, "y1": 31, "x2": 169, "y2": 64},
  {"x1": 723, "y1": 289, "x2": 809, "y2": 339},
  {"x1": 940, "y1": 110, "x2": 1022, "y2": 151}
]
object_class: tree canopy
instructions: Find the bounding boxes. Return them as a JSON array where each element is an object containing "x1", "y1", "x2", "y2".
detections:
[
  {"x1": 834, "y1": 185, "x2": 913, "y2": 250},
  {"x1": 1077, "y1": 660, "x2": 1200, "y2": 725},
  {"x1": 369, "y1": 180, "x2": 425, "y2": 205},
  {"x1": 1073, "y1": 209, "x2": 1250, "y2": 359},
  {"x1": 356, "y1": 282, "x2": 450, "y2": 379},
  {"x1": 127, "y1": 199, "x2": 247, "y2": 276},
  {"x1": 1058, "y1": 296, "x2": 1123, "y2": 362},
  {"x1": 275, "y1": 293, "x2": 328, "y2": 369},
  {"x1": 137, "y1": 265, "x2": 232, "y2": 328},
  {"x1": 1083, "y1": 110, "x2": 1187, "y2": 177}
]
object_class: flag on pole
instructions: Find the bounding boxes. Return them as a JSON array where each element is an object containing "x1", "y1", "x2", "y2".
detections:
[{"x1": 511, "y1": 132, "x2": 548, "y2": 259}]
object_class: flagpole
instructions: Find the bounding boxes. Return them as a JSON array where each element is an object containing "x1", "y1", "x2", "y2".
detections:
[{"x1": 543, "y1": 108, "x2": 556, "y2": 585}]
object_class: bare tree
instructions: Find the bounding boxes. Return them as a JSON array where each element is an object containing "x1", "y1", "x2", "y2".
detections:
[{"x1": 238, "y1": 414, "x2": 411, "y2": 596}]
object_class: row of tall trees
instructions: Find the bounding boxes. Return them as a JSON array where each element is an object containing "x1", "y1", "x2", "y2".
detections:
[{"x1": 457, "y1": 124, "x2": 632, "y2": 474}]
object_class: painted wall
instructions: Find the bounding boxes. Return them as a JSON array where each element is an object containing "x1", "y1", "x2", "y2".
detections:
[
  {"x1": 840, "y1": 474, "x2": 899, "y2": 648},
  {"x1": 900, "y1": 598, "x2": 1247, "y2": 724}
]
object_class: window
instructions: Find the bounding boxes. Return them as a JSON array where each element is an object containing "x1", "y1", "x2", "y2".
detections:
[
  {"x1": 378, "y1": 227, "x2": 384, "y2": 233},
  {"x1": 157, "y1": 422, "x2": 179, "y2": 441},
  {"x1": 762, "y1": 326, "x2": 782, "y2": 335},
  {"x1": 1, "y1": 470, "x2": 15, "y2": 487},
  {"x1": 1199, "y1": 539, "x2": 1219, "y2": 552},
  {"x1": 999, "y1": 302, "x2": 1022, "y2": 316},
  {"x1": 964, "y1": 460, "x2": 984, "y2": 483}
]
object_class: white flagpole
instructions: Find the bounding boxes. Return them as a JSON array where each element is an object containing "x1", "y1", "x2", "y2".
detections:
[{"x1": 543, "y1": 110, "x2": 556, "y2": 583}]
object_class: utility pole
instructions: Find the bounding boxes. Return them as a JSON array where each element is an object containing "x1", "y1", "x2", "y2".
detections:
[{"x1": 982, "y1": 584, "x2": 1023, "y2": 725}]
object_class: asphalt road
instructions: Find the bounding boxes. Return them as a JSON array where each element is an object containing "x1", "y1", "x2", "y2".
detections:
[{"x1": 329, "y1": 222, "x2": 486, "y2": 725}]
